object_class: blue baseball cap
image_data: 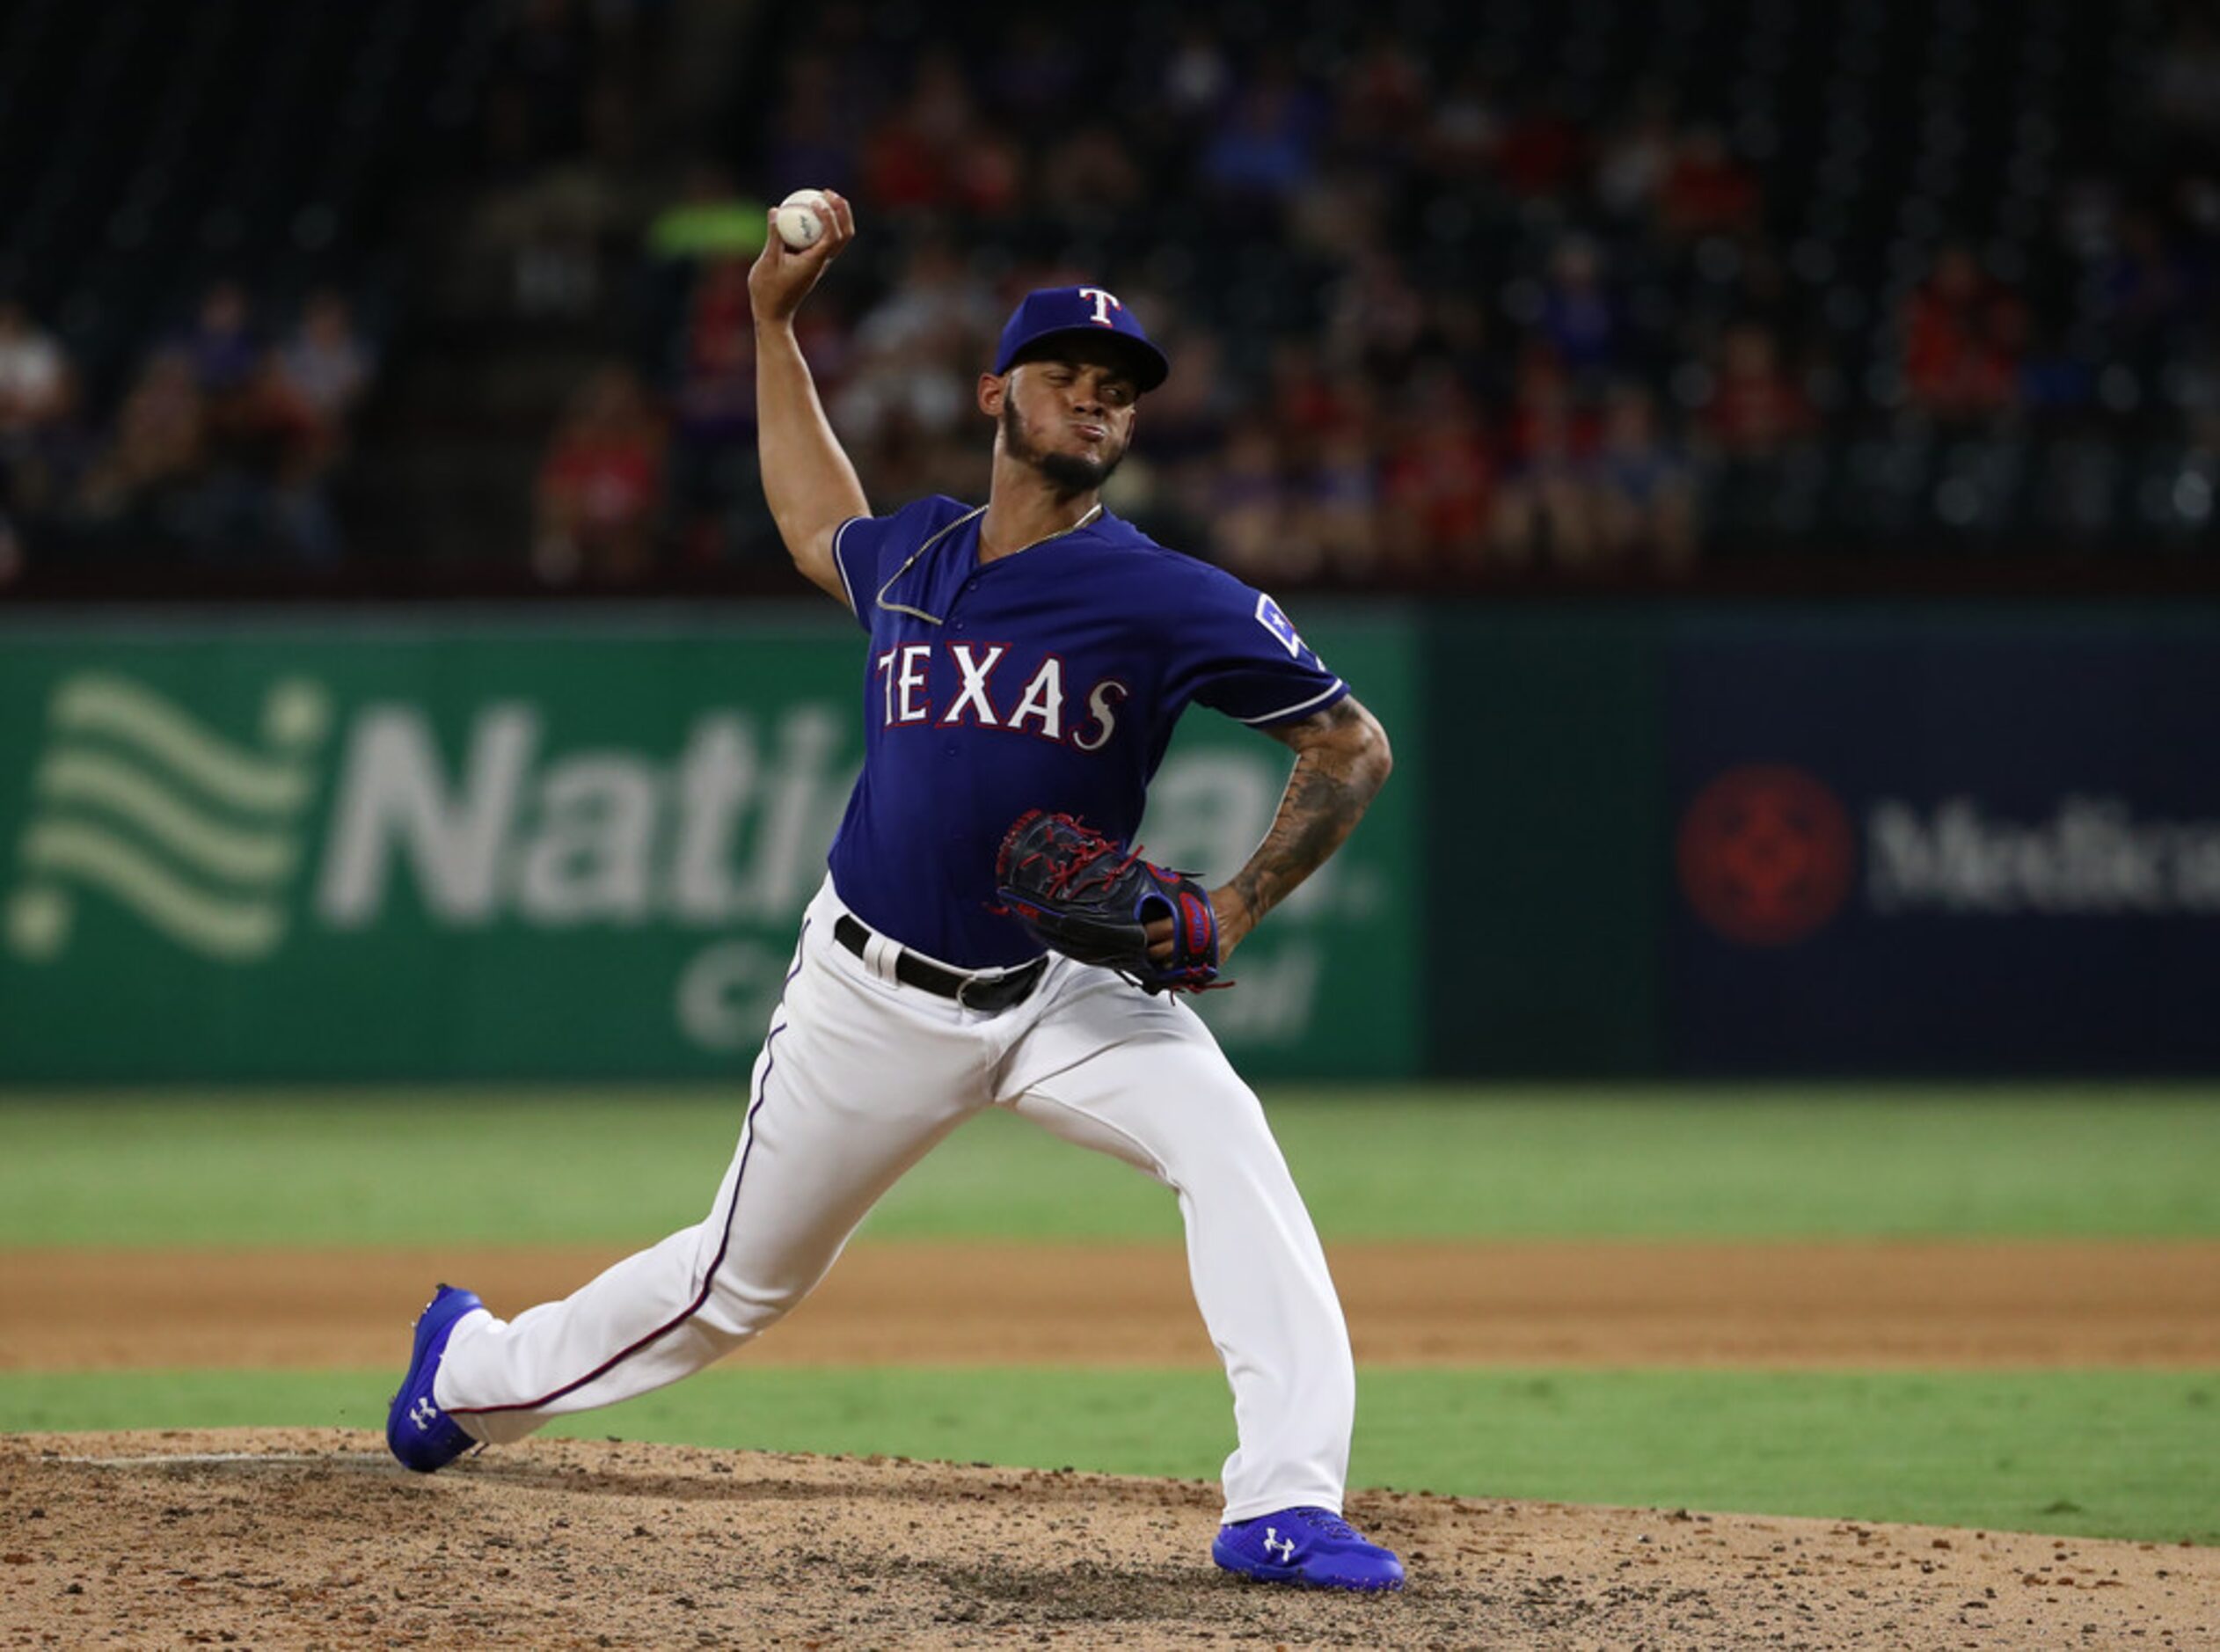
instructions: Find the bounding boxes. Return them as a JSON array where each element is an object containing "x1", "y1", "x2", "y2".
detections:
[{"x1": 992, "y1": 286, "x2": 1169, "y2": 392}]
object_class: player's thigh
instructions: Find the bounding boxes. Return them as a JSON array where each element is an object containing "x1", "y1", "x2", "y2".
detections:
[
  {"x1": 712, "y1": 912, "x2": 992, "y2": 1262},
  {"x1": 998, "y1": 971, "x2": 1285, "y2": 1190}
]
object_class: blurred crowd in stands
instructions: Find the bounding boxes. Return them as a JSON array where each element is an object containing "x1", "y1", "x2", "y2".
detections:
[
  {"x1": 543, "y1": 1, "x2": 2220, "y2": 586},
  {"x1": 0, "y1": 285, "x2": 373, "y2": 581},
  {"x1": 5, "y1": 0, "x2": 2219, "y2": 591}
]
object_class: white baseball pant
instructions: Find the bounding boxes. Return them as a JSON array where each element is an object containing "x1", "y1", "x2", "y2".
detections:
[{"x1": 435, "y1": 874, "x2": 1356, "y2": 1521}]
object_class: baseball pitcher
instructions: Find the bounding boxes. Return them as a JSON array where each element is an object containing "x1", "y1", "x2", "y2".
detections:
[{"x1": 386, "y1": 189, "x2": 1403, "y2": 1591}]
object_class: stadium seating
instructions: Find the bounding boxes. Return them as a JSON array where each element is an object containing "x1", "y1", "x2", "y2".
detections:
[{"x1": 2, "y1": 0, "x2": 2209, "y2": 587}]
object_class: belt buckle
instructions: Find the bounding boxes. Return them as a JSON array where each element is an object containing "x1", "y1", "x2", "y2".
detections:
[{"x1": 957, "y1": 960, "x2": 1035, "y2": 1012}]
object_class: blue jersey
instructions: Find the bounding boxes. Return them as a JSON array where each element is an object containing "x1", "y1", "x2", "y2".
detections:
[{"x1": 824, "y1": 497, "x2": 1347, "y2": 969}]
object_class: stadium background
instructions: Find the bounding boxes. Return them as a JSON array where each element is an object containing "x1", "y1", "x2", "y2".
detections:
[{"x1": 1, "y1": 1, "x2": 2216, "y2": 1641}]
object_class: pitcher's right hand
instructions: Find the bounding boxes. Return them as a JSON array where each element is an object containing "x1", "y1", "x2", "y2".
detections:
[{"x1": 749, "y1": 189, "x2": 855, "y2": 325}]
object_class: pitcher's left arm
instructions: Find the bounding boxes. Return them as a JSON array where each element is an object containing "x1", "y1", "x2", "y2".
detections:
[{"x1": 1152, "y1": 694, "x2": 1393, "y2": 966}]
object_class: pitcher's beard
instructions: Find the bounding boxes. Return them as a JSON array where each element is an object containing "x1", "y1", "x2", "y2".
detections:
[{"x1": 1000, "y1": 398, "x2": 1126, "y2": 494}]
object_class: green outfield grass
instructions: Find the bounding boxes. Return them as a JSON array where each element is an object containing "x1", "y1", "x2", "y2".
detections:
[
  {"x1": 3, "y1": 1365, "x2": 2211, "y2": 1546},
  {"x1": 1, "y1": 1085, "x2": 2216, "y2": 1246}
]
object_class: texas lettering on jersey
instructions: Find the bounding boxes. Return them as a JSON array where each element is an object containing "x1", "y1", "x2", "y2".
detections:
[
  {"x1": 826, "y1": 495, "x2": 1344, "y2": 967},
  {"x1": 873, "y1": 642, "x2": 1126, "y2": 751}
]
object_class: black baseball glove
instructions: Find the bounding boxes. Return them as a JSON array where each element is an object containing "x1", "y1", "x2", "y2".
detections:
[{"x1": 993, "y1": 809, "x2": 1223, "y2": 994}]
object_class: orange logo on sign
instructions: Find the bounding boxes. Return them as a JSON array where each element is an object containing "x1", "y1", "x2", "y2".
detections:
[{"x1": 1677, "y1": 765, "x2": 1856, "y2": 946}]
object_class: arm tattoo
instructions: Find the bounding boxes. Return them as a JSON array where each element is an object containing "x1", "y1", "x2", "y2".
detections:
[{"x1": 1227, "y1": 698, "x2": 1391, "y2": 934}]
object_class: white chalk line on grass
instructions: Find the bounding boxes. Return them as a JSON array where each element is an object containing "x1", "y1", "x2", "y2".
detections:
[{"x1": 38, "y1": 1451, "x2": 391, "y2": 1467}]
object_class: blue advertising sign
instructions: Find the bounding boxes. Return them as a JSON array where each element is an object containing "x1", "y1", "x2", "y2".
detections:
[{"x1": 1667, "y1": 610, "x2": 2220, "y2": 1074}]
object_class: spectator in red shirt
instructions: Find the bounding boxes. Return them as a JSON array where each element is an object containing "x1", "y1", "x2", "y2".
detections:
[
  {"x1": 1267, "y1": 340, "x2": 1354, "y2": 453},
  {"x1": 1335, "y1": 29, "x2": 1432, "y2": 164},
  {"x1": 861, "y1": 50, "x2": 1023, "y2": 219},
  {"x1": 1699, "y1": 321, "x2": 1817, "y2": 549},
  {"x1": 1706, "y1": 322, "x2": 1813, "y2": 458},
  {"x1": 1659, "y1": 126, "x2": 1758, "y2": 240},
  {"x1": 862, "y1": 52, "x2": 970, "y2": 209},
  {"x1": 1493, "y1": 346, "x2": 1599, "y2": 567},
  {"x1": 1901, "y1": 244, "x2": 2024, "y2": 421},
  {"x1": 534, "y1": 363, "x2": 666, "y2": 583},
  {"x1": 1380, "y1": 368, "x2": 1494, "y2": 572},
  {"x1": 1497, "y1": 90, "x2": 1582, "y2": 200}
]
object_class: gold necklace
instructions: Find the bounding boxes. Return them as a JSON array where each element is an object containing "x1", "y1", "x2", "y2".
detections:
[{"x1": 983, "y1": 501, "x2": 1102, "y2": 562}]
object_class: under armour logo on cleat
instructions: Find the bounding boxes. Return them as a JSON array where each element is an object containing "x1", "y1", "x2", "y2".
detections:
[
  {"x1": 409, "y1": 1398, "x2": 440, "y2": 1431},
  {"x1": 1264, "y1": 1529, "x2": 1296, "y2": 1564}
]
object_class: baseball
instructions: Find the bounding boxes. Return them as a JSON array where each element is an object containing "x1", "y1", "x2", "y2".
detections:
[{"x1": 774, "y1": 189, "x2": 830, "y2": 252}]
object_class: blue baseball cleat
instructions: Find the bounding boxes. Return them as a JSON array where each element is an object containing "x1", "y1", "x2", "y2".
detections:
[
  {"x1": 385, "y1": 1283, "x2": 486, "y2": 1473},
  {"x1": 1211, "y1": 1505, "x2": 1405, "y2": 1591}
]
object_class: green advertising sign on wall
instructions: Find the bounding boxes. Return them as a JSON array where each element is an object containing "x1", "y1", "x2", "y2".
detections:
[
  {"x1": 0, "y1": 610, "x2": 1419, "y2": 1083},
  {"x1": 1422, "y1": 610, "x2": 1667, "y2": 1076}
]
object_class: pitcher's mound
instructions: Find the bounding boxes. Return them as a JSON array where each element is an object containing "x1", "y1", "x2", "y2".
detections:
[{"x1": 3, "y1": 1430, "x2": 2209, "y2": 1648}]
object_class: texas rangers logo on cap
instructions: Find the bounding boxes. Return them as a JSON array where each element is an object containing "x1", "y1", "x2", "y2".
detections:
[{"x1": 994, "y1": 286, "x2": 1170, "y2": 391}]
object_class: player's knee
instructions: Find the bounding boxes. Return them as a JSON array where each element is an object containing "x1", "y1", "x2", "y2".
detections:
[
  {"x1": 697, "y1": 1269, "x2": 820, "y2": 1338},
  {"x1": 1164, "y1": 1132, "x2": 1298, "y2": 1209}
]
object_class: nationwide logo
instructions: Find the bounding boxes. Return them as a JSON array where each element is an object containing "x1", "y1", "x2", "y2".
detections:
[
  {"x1": 6, "y1": 673, "x2": 332, "y2": 963},
  {"x1": 1676, "y1": 765, "x2": 1857, "y2": 946}
]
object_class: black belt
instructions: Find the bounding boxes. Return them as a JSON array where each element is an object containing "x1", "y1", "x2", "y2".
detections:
[{"x1": 834, "y1": 914, "x2": 1047, "y2": 1012}]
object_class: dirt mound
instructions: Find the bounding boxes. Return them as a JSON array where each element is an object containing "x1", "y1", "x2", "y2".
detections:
[{"x1": 4, "y1": 1430, "x2": 2211, "y2": 1649}]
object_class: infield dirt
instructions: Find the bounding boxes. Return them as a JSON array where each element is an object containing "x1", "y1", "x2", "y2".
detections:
[
  {"x1": 6, "y1": 1238, "x2": 2219, "y2": 1369},
  {"x1": 4, "y1": 1429, "x2": 2216, "y2": 1649}
]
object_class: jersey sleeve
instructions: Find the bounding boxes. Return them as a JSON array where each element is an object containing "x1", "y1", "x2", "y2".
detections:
[
  {"x1": 829, "y1": 496, "x2": 968, "y2": 632},
  {"x1": 828, "y1": 514, "x2": 884, "y2": 631},
  {"x1": 1172, "y1": 568, "x2": 1348, "y2": 727}
]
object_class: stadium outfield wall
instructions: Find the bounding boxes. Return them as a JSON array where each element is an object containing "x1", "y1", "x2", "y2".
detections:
[{"x1": 2, "y1": 602, "x2": 2216, "y2": 1083}]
